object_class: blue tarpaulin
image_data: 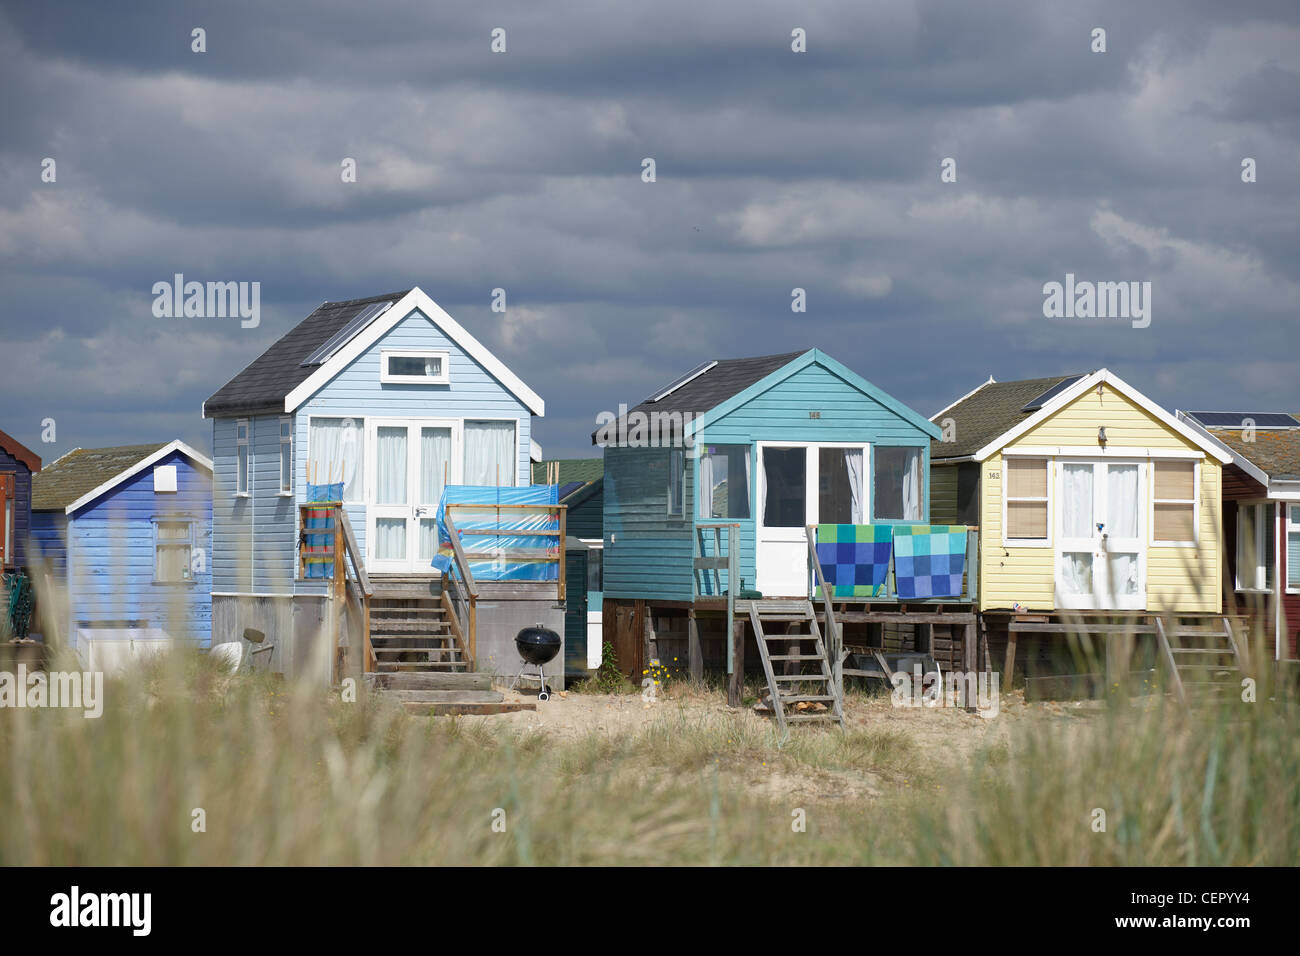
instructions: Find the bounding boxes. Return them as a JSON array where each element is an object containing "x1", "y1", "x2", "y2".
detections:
[{"x1": 431, "y1": 484, "x2": 560, "y2": 581}]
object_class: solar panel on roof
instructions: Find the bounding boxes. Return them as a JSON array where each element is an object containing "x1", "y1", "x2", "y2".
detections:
[
  {"x1": 643, "y1": 361, "x2": 718, "y2": 404},
  {"x1": 1187, "y1": 412, "x2": 1300, "y2": 428},
  {"x1": 299, "y1": 301, "x2": 393, "y2": 367},
  {"x1": 1021, "y1": 374, "x2": 1085, "y2": 412}
]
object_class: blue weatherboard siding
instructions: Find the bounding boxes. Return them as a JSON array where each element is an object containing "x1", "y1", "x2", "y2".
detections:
[
  {"x1": 29, "y1": 510, "x2": 67, "y2": 576},
  {"x1": 212, "y1": 307, "x2": 535, "y2": 594},
  {"x1": 64, "y1": 449, "x2": 213, "y2": 645},
  {"x1": 602, "y1": 446, "x2": 695, "y2": 601},
  {"x1": 603, "y1": 352, "x2": 938, "y2": 600}
]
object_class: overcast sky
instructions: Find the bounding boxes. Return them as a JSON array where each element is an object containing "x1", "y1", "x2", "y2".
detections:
[{"x1": 2, "y1": 0, "x2": 1297, "y2": 463}]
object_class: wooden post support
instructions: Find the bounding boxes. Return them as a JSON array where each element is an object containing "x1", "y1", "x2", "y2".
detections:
[
  {"x1": 727, "y1": 618, "x2": 746, "y2": 707},
  {"x1": 1004, "y1": 625, "x2": 1018, "y2": 685},
  {"x1": 687, "y1": 609, "x2": 703, "y2": 681},
  {"x1": 979, "y1": 615, "x2": 991, "y2": 675},
  {"x1": 963, "y1": 621, "x2": 977, "y2": 673}
]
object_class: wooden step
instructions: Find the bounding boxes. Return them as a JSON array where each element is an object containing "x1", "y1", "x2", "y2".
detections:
[
  {"x1": 369, "y1": 671, "x2": 493, "y2": 691},
  {"x1": 388, "y1": 689, "x2": 504, "y2": 704},
  {"x1": 374, "y1": 647, "x2": 463, "y2": 656},
  {"x1": 772, "y1": 674, "x2": 829, "y2": 682},
  {"x1": 1171, "y1": 647, "x2": 1235, "y2": 655},
  {"x1": 768, "y1": 653, "x2": 826, "y2": 662},
  {"x1": 376, "y1": 661, "x2": 469, "y2": 671},
  {"x1": 403, "y1": 701, "x2": 537, "y2": 716},
  {"x1": 762, "y1": 632, "x2": 815, "y2": 640},
  {"x1": 776, "y1": 694, "x2": 836, "y2": 703}
]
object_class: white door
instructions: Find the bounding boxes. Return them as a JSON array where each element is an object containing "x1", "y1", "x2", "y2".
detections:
[
  {"x1": 1055, "y1": 460, "x2": 1145, "y2": 610},
  {"x1": 756, "y1": 443, "x2": 867, "y2": 596},
  {"x1": 369, "y1": 420, "x2": 458, "y2": 573}
]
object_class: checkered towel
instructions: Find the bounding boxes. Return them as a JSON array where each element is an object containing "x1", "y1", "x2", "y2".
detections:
[
  {"x1": 891, "y1": 525, "x2": 967, "y2": 599},
  {"x1": 814, "y1": 524, "x2": 893, "y2": 598}
]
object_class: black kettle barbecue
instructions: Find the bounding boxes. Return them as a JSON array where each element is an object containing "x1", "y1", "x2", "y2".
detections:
[{"x1": 511, "y1": 623, "x2": 561, "y2": 701}]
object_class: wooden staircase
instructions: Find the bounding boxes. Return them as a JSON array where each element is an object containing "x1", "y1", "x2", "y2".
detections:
[
  {"x1": 1155, "y1": 616, "x2": 1247, "y2": 706},
  {"x1": 369, "y1": 577, "x2": 469, "y2": 674},
  {"x1": 748, "y1": 599, "x2": 844, "y2": 730}
]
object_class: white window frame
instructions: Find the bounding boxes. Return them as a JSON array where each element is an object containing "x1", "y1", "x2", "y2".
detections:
[
  {"x1": 695, "y1": 443, "x2": 753, "y2": 521},
  {"x1": 1235, "y1": 500, "x2": 1273, "y2": 593},
  {"x1": 152, "y1": 517, "x2": 195, "y2": 584},
  {"x1": 1150, "y1": 458, "x2": 1199, "y2": 547},
  {"x1": 279, "y1": 416, "x2": 293, "y2": 496},
  {"x1": 380, "y1": 349, "x2": 450, "y2": 385},
  {"x1": 236, "y1": 419, "x2": 250, "y2": 496},
  {"x1": 1286, "y1": 504, "x2": 1300, "y2": 595},
  {"x1": 871, "y1": 445, "x2": 924, "y2": 523},
  {"x1": 1001, "y1": 454, "x2": 1052, "y2": 548}
]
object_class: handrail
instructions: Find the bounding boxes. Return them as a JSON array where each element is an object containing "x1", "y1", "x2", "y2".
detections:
[
  {"x1": 443, "y1": 516, "x2": 478, "y2": 665},
  {"x1": 695, "y1": 522, "x2": 740, "y2": 674},
  {"x1": 806, "y1": 526, "x2": 843, "y2": 695}
]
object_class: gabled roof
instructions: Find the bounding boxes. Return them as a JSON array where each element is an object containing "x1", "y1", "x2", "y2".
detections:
[
  {"x1": 935, "y1": 369, "x2": 1232, "y2": 464},
  {"x1": 593, "y1": 349, "x2": 941, "y2": 445},
  {"x1": 204, "y1": 287, "x2": 544, "y2": 418},
  {"x1": 32, "y1": 441, "x2": 213, "y2": 514},
  {"x1": 930, "y1": 374, "x2": 1078, "y2": 459},
  {"x1": 530, "y1": 458, "x2": 604, "y2": 485},
  {"x1": 0, "y1": 428, "x2": 41, "y2": 473},
  {"x1": 1179, "y1": 412, "x2": 1300, "y2": 483}
]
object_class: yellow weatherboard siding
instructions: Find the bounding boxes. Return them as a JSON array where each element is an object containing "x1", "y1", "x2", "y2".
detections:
[{"x1": 978, "y1": 384, "x2": 1221, "y2": 613}]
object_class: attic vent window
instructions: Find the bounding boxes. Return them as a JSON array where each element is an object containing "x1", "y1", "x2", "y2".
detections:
[
  {"x1": 153, "y1": 464, "x2": 178, "y2": 493},
  {"x1": 381, "y1": 350, "x2": 449, "y2": 385}
]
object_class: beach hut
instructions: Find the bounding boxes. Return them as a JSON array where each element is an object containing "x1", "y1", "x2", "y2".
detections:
[
  {"x1": 0, "y1": 428, "x2": 40, "y2": 573},
  {"x1": 202, "y1": 287, "x2": 561, "y2": 688},
  {"x1": 1179, "y1": 410, "x2": 1300, "y2": 662},
  {"x1": 29, "y1": 441, "x2": 213, "y2": 663},
  {"x1": 596, "y1": 348, "x2": 970, "y2": 712},
  {"x1": 930, "y1": 369, "x2": 1234, "y2": 686}
]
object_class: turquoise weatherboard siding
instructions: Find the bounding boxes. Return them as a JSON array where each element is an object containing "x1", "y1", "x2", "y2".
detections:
[
  {"x1": 602, "y1": 446, "x2": 695, "y2": 601},
  {"x1": 211, "y1": 307, "x2": 536, "y2": 594},
  {"x1": 64, "y1": 449, "x2": 213, "y2": 646}
]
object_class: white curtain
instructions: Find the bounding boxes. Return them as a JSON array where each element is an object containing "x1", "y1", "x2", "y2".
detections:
[
  {"x1": 308, "y1": 418, "x2": 364, "y2": 501},
  {"x1": 1106, "y1": 464, "x2": 1139, "y2": 538},
  {"x1": 376, "y1": 426, "x2": 408, "y2": 505},
  {"x1": 374, "y1": 518, "x2": 406, "y2": 560},
  {"x1": 901, "y1": 450, "x2": 919, "y2": 521},
  {"x1": 465, "y1": 421, "x2": 515, "y2": 486},
  {"x1": 1061, "y1": 464, "x2": 1094, "y2": 538},
  {"x1": 697, "y1": 451, "x2": 715, "y2": 518},
  {"x1": 845, "y1": 449, "x2": 864, "y2": 523},
  {"x1": 420, "y1": 427, "x2": 452, "y2": 503},
  {"x1": 1108, "y1": 553, "x2": 1138, "y2": 596},
  {"x1": 1059, "y1": 551, "x2": 1092, "y2": 594}
]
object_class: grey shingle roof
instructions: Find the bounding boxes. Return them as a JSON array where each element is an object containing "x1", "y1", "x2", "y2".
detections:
[
  {"x1": 591, "y1": 350, "x2": 807, "y2": 444},
  {"x1": 203, "y1": 291, "x2": 411, "y2": 417},
  {"x1": 1188, "y1": 419, "x2": 1300, "y2": 481},
  {"x1": 931, "y1": 374, "x2": 1080, "y2": 459},
  {"x1": 32, "y1": 443, "x2": 168, "y2": 511}
]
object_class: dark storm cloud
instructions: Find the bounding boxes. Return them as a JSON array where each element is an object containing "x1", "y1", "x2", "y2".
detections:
[{"x1": 0, "y1": 0, "x2": 1298, "y2": 464}]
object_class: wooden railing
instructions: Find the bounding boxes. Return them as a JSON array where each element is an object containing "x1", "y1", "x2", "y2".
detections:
[
  {"x1": 440, "y1": 514, "x2": 479, "y2": 667},
  {"x1": 299, "y1": 504, "x2": 373, "y2": 680},
  {"x1": 805, "y1": 528, "x2": 843, "y2": 694},
  {"x1": 441, "y1": 502, "x2": 568, "y2": 603},
  {"x1": 804, "y1": 524, "x2": 980, "y2": 605},
  {"x1": 695, "y1": 523, "x2": 741, "y2": 675}
]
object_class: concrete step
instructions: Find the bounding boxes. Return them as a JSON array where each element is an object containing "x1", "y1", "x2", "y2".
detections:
[
  {"x1": 402, "y1": 700, "x2": 537, "y2": 716},
  {"x1": 388, "y1": 689, "x2": 504, "y2": 704}
]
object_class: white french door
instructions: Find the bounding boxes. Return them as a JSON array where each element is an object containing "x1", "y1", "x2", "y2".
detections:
[
  {"x1": 368, "y1": 419, "x2": 459, "y2": 573},
  {"x1": 1055, "y1": 459, "x2": 1145, "y2": 610},
  {"x1": 755, "y1": 442, "x2": 868, "y2": 596}
]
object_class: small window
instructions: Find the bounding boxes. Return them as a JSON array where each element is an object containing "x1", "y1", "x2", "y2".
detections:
[
  {"x1": 1153, "y1": 460, "x2": 1196, "y2": 544},
  {"x1": 154, "y1": 519, "x2": 194, "y2": 583},
  {"x1": 380, "y1": 350, "x2": 449, "y2": 385},
  {"x1": 1288, "y1": 505, "x2": 1300, "y2": 592},
  {"x1": 586, "y1": 548, "x2": 603, "y2": 593},
  {"x1": 697, "y1": 445, "x2": 751, "y2": 519},
  {"x1": 874, "y1": 447, "x2": 922, "y2": 521},
  {"x1": 1236, "y1": 502, "x2": 1274, "y2": 592},
  {"x1": 1004, "y1": 458, "x2": 1048, "y2": 541},
  {"x1": 153, "y1": 464, "x2": 178, "y2": 493},
  {"x1": 236, "y1": 419, "x2": 249, "y2": 495},
  {"x1": 279, "y1": 417, "x2": 293, "y2": 494},
  {"x1": 668, "y1": 449, "x2": 685, "y2": 517}
]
